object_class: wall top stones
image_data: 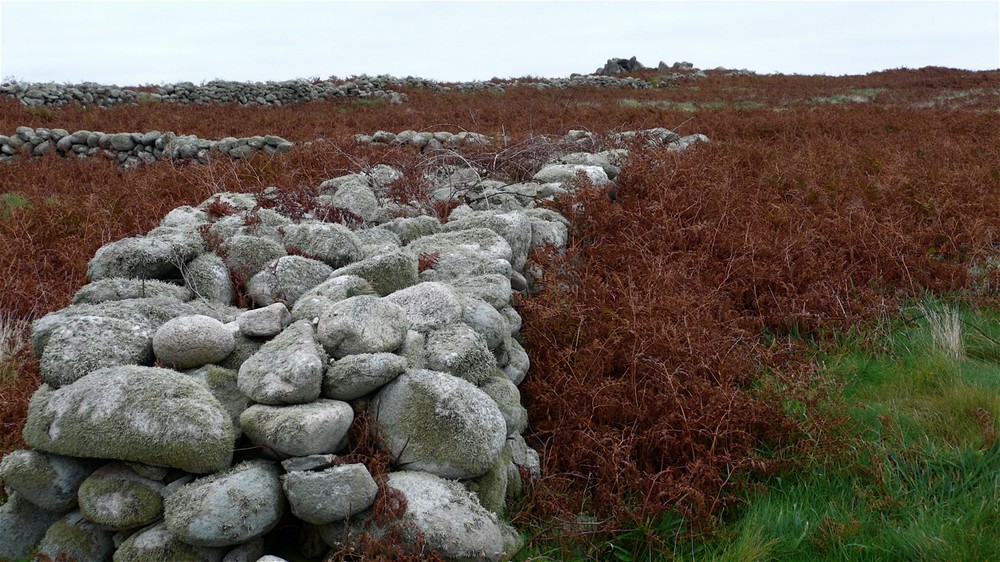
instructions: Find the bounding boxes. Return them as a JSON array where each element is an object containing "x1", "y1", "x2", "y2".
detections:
[{"x1": 0, "y1": 71, "x2": 678, "y2": 108}]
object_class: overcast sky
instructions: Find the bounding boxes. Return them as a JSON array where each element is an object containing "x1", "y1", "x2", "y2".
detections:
[{"x1": 1, "y1": 1, "x2": 997, "y2": 85}]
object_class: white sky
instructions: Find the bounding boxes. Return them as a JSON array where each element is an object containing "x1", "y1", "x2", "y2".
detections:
[{"x1": 1, "y1": 1, "x2": 997, "y2": 85}]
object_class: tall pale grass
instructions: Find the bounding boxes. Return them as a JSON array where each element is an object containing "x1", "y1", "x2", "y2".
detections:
[
  {"x1": 919, "y1": 303, "x2": 965, "y2": 360},
  {"x1": 0, "y1": 312, "x2": 27, "y2": 368}
]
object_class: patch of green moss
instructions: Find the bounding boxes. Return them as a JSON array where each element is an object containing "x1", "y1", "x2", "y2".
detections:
[
  {"x1": 78, "y1": 475, "x2": 163, "y2": 530},
  {"x1": 469, "y1": 442, "x2": 512, "y2": 516}
]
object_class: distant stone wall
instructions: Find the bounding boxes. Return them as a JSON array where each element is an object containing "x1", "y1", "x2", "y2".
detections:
[
  {"x1": 0, "y1": 127, "x2": 293, "y2": 167},
  {"x1": 0, "y1": 73, "x2": 664, "y2": 108},
  {"x1": 0, "y1": 78, "x2": 408, "y2": 108}
]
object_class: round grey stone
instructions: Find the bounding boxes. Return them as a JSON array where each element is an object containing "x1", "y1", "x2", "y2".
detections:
[{"x1": 153, "y1": 314, "x2": 235, "y2": 369}]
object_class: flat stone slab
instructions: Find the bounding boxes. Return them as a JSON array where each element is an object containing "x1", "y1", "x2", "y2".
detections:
[
  {"x1": 282, "y1": 463, "x2": 378, "y2": 524},
  {"x1": 240, "y1": 399, "x2": 354, "y2": 458}
]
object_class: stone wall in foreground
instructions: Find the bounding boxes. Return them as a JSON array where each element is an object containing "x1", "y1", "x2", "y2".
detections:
[{"x1": 0, "y1": 128, "x2": 708, "y2": 562}]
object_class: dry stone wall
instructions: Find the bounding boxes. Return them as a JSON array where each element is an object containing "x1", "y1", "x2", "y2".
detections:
[
  {"x1": 0, "y1": 128, "x2": 706, "y2": 562},
  {"x1": 1, "y1": 73, "x2": 662, "y2": 109},
  {"x1": 0, "y1": 127, "x2": 293, "y2": 167}
]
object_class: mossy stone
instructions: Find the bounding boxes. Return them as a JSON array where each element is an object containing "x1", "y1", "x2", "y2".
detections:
[
  {"x1": 115, "y1": 521, "x2": 227, "y2": 562},
  {"x1": 77, "y1": 463, "x2": 164, "y2": 531},
  {"x1": 468, "y1": 441, "x2": 513, "y2": 516},
  {"x1": 23, "y1": 366, "x2": 234, "y2": 474},
  {"x1": 370, "y1": 369, "x2": 506, "y2": 479},
  {"x1": 329, "y1": 251, "x2": 419, "y2": 296},
  {"x1": 34, "y1": 511, "x2": 115, "y2": 562}
]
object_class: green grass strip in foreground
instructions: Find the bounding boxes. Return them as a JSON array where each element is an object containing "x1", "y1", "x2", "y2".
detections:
[
  {"x1": 704, "y1": 300, "x2": 1000, "y2": 562},
  {"x1": 518, "y1": 300, "x2": 1000, "y2": 561}
]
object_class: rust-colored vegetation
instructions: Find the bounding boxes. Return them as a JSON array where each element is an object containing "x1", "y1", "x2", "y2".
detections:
[{"x1": 1, "y1": 68, "x2": 998, "y2": 548}]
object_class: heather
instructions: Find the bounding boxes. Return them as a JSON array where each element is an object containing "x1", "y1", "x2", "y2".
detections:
[{"x1": 1, "y1": 67, "x2": 998, "y2": 558}]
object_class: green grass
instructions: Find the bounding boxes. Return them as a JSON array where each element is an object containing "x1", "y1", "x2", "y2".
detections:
[
  {"x1": 1, "y1": 192, "x2": 32, "y2": 218},
  {"x1": 517, "y1": 299, "x2": 1000, "y2": 561},
  {"x1": 810, "y1": 88, "x2": 885, "y2": 105},
  {"x1": 618, "y1": 99, "x2": 726, "y2": 112}
]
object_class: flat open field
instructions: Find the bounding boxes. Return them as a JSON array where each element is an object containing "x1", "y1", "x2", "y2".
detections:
[{"x1": 2, "y1": 66, "x2": 998, "y2": 560}]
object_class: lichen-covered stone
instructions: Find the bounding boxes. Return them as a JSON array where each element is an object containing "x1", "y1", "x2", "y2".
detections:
[
  {"x1": 160, "y1": 205, "x2": 209, "y2": 228},
  {"x1": 281, "y1": 222, "x2": 364, "y2": 268},
  {"x1": 320, "y1": 470, "x2": 515, "y2": 561},
  {"x1": 322, "y1": 352, "x2": 408, "y2": 400},
  {"x1": 423, "y1": 323, "x2": 497, "y2": 386},
  {"x1": 87, "y1": 229, "x2": 204, "y2": 281},
  {"x1": 316, "y1": 295, "x2": 409, "y2": 359},
  {"x1": 221, "y1": 234, "x2": 287, "y2": 279},
  {"x1": 378, "y1": 215, "x2": 442, "y2": 245},
  {"x1": 414, "y1": 245, "x2": 512, "y2": 282},
  {"x1": 76, "y1": 462, "x2": 164, "y2": 531},
  {"x1": 467, "y1": 441, "x2": 513, "y2": 516},
  {"x1": 236, "y1": 302, "x2": 291, "y2": 337},
  {"x1": 24, "y1": 366, "x2": 235, "y2": 474},
  {"x1": 240, "y1": 399, "x2": 353, "y2": 458},
  {"x1": 198, "y1": 192, "x2": 259, "y2": 212},
  {"x1": 40, "y1": 315, "x2": 153, "y2": 388},
  {"x1": 185, "y1": 365, "x2": 250, "y2": 438},
  {"x1": 371, "y1": 369, "x2": 506, "y2": 479},
  {"x1": 246, "y1": 255, "x2": 335, "y2": 307},
  {"x1": 153, "y1": 314, "x2": 235, "y2": 369},
  {"x1": 404, "y1": 227, "x2": 513, "y2": 267},
  {"x1": 0, "y1": 449, "x2": 94, "y2": 512},
  {"x1": 164, "y1": 461, "x2": 284, "y2": 547},
  {"x1": 34, "y1": 511, "x2": 115, "y2": 562},
  {"x1": 480, "y1": 373, "x2": 528, "y2": 436},
  {"x1": 237, "y1": 320, "x2": 326, "y2": 405},
  {"x1": 449, "y1": 273, "x2": 513, "y2": 309},
  {"x1": 281, "y1": 463, "x2": 378, "y2": 525},
  {"x1": 184, "y1": 252, "x2": 234, "y2": 305},
  {"x1": 290, "y1": 274, "x2": 376, "y2": 323},
  {"x1": 114, "y1": 521, "x2": 226, "y2": 562},
  {"x1": 460, "y1": 295, "x2": 509, "y2": 351},
  {"x1": 31, "y1": 297, "x2": 203, "y2": 359},
  {"x1": 329, "y1": 251, "x2": 419, "y2": 296},
  {"x1": 354, "y1": 227, "x2": 402, "y2": 257},
  {"x1": 215, "y1": 330, "x2": 265, "y2": 371},
  {"x1": 502, "y1": 336, "x2": 530, "y2": 385},
  {"x1": 443, "y1": 211, "x2": 532, "y2": 271},
  {"x1": 532, "y1": 163, "x2": 610, "y2": 186},
  {"x1": 315, "y1": 179, "x2": 381, "y2": 223},
  {"x1": 0, "y1": 493, "x2": 63, "y2": 562},
  {"x1": 71, "y1": 278, "x2": 192, "y2": 305},
  {"x1": 383, "y1": 281, "x2": 463, "y2": 333}
]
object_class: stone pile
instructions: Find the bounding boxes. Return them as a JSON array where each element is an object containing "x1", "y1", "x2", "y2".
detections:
[
  {"x1": 0, "y1": 127, "x2": 293, "y2": 167},
  {"x1": 0, "y1": 127, "x2": 707, "y2": 561},
  {"x1": 353, "y1": 126, "x2": 708, "y2": 157}
]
